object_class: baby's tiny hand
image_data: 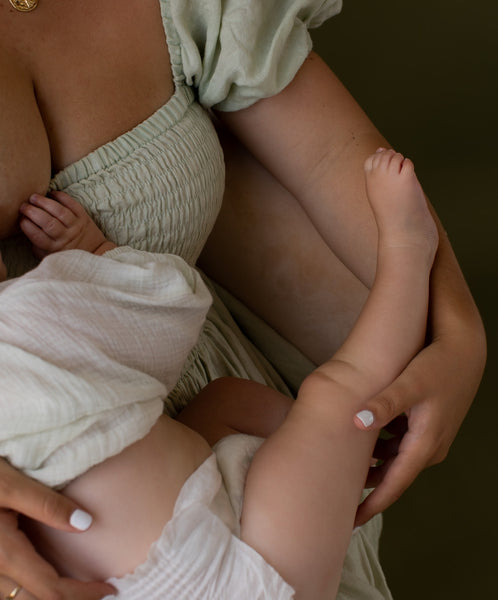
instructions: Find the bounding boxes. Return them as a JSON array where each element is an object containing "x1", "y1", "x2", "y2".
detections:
[{"x1": 19, "y1": 192, "x2": 112, "y2": 258}]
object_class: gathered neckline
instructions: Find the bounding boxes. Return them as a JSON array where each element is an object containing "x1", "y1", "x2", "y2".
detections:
[{"x1": 49, "y1": 85, "x2": 194, "y2": 190}]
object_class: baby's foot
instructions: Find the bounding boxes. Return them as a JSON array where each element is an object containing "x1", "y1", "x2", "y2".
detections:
[{"x1": 364, "y1": 148, "x2": 439, "y2": 265}]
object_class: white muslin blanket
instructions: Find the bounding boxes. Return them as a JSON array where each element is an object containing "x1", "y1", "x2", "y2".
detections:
[{"x1": 0, "y1": 247, "x2": 211, "y2": 488}]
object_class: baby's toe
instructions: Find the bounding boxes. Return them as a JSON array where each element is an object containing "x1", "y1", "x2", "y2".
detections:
[
  {"x1": 387, "y1": 152, "x2": 405, "y2": 173},
  {"x1": 400, "y1": 157, "x2": 415, "y2": 174},
  {"x1": 364, "y1": 153, "x2": 376, "y2": 172}
]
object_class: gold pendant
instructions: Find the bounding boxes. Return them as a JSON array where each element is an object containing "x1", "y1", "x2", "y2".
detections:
[{"x1": 9, "y1": 0, "x2": 39, "y2": 12}]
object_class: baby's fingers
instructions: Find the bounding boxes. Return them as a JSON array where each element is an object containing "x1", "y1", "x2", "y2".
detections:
[
  {"x1": 24, "y1": 194, "x2": 78, "y2": 227},
  {"x1": 50, "y1": 191, "x2": 88, "y2": 219},
  {"x1": 19, "y1": 196, "x2": 76, "y2": 253},
  {"x1": 19, "y1": 213, "x2": 62, "y2": 257},
  {"x1": 20, "y1": 202, "x2": 65, "y2": 240}
]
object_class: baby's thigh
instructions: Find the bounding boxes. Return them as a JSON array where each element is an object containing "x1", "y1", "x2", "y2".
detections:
[{"x1": 23, "y1": 416, "x2": 211, "y2": 581}]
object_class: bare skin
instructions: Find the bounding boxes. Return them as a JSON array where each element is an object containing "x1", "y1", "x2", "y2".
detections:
[{"x1": 0, "y1": 2, "x2": 486, "y2": 597}]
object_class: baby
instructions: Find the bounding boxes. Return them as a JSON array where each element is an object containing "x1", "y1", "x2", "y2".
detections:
[{"x1": 1, "y1": 148, "x2": 438, "y2": 600}]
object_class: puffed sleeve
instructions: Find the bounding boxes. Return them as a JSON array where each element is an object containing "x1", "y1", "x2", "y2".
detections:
[{"x1": 166, "y1": 0, "x2": 342, "y2": 111}]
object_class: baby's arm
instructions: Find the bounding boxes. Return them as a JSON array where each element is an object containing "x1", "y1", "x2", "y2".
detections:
[
  {"x1": 176, "y1": 377, "x2": 293, "y2": 446},
  {"x1": 19, "y1": 191, "x2": 116, "y2": 258}
]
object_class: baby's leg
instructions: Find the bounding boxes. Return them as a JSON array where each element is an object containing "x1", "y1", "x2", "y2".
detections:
[
  {"x1": 325, "y1": 148, "x2": 439, "y2": 386},
  {"x1": 240, "y1": 150, "x2": 438, "y2": 599}
]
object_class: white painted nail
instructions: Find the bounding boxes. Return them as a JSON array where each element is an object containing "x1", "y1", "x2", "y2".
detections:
[
  {"x1": 355, "y1": 410, "x2": 375, "y2": 428},
  {"x1": 70, "y1": 509, "x2": 93, "y2": 531}
]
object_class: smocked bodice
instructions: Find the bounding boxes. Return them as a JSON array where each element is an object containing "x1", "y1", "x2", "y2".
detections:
[{"x1": 49, "y1": 86, "x2": 225, "y2": 266}]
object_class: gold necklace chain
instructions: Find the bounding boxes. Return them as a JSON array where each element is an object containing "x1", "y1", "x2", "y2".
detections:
[{"x1": 9, "y1": 0, "x2": 38, "y2": 12}]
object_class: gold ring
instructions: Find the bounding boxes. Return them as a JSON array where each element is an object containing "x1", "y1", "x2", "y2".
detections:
[{"x1": 5, "y1": 585, "x2": 22, "y2": 599}]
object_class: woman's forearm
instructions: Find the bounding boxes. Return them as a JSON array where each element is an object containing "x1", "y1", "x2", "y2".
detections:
[{"x1": 428, "y1": 208, "x2": 485, "y2": 340}]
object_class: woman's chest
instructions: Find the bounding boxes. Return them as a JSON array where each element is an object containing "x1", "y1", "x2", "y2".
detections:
[{"x1": 0, "y1": 0, "x2": 174, "y2": 227}]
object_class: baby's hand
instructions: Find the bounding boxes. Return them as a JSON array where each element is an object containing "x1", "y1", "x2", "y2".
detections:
[{"x1": 19, "y1": 192, "x2": 115, "y2": 258}]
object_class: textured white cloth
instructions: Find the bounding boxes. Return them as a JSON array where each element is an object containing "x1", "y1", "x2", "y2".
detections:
[
  {"x1": 0, "y1": 247, "x2": 211, "y2": 488},
  {"x1": 106, "y1": 435, "x2": 295, "y2": 599}
]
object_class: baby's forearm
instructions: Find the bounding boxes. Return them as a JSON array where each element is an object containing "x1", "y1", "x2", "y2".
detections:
[{"x1": 176, "y1": 377, "x2": 293, "y2": 447}]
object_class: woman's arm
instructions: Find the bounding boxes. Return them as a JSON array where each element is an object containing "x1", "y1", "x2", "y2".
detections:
[{"x1": 203, "y1": 52, "x2": 486, "y2": 522}]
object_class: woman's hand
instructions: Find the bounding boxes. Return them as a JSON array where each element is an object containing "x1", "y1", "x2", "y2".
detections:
[
  {"x1": 0, "y1": 459, "x2": 115, "y2": 600},
  {"x1": 354, "y1": 316, "x2": 486, "y2": 526}
]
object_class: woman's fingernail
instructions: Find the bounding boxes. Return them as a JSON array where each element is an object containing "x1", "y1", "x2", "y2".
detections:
[
  {"x1": 355, "y1": 410, "x2": 375, "y2": 428},
  {"x1": 70, "y1": 509, "x2": 93, "y2": 531}
]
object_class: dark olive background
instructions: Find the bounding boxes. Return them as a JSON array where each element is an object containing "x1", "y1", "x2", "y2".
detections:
[{"x1": 312, "y1": 1, "x2": 497, "y2": 598}]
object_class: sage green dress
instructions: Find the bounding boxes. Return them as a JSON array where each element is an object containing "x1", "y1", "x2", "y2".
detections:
[{"x1": 1, "y1": 0, "x2": 392, "y2": 597}]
